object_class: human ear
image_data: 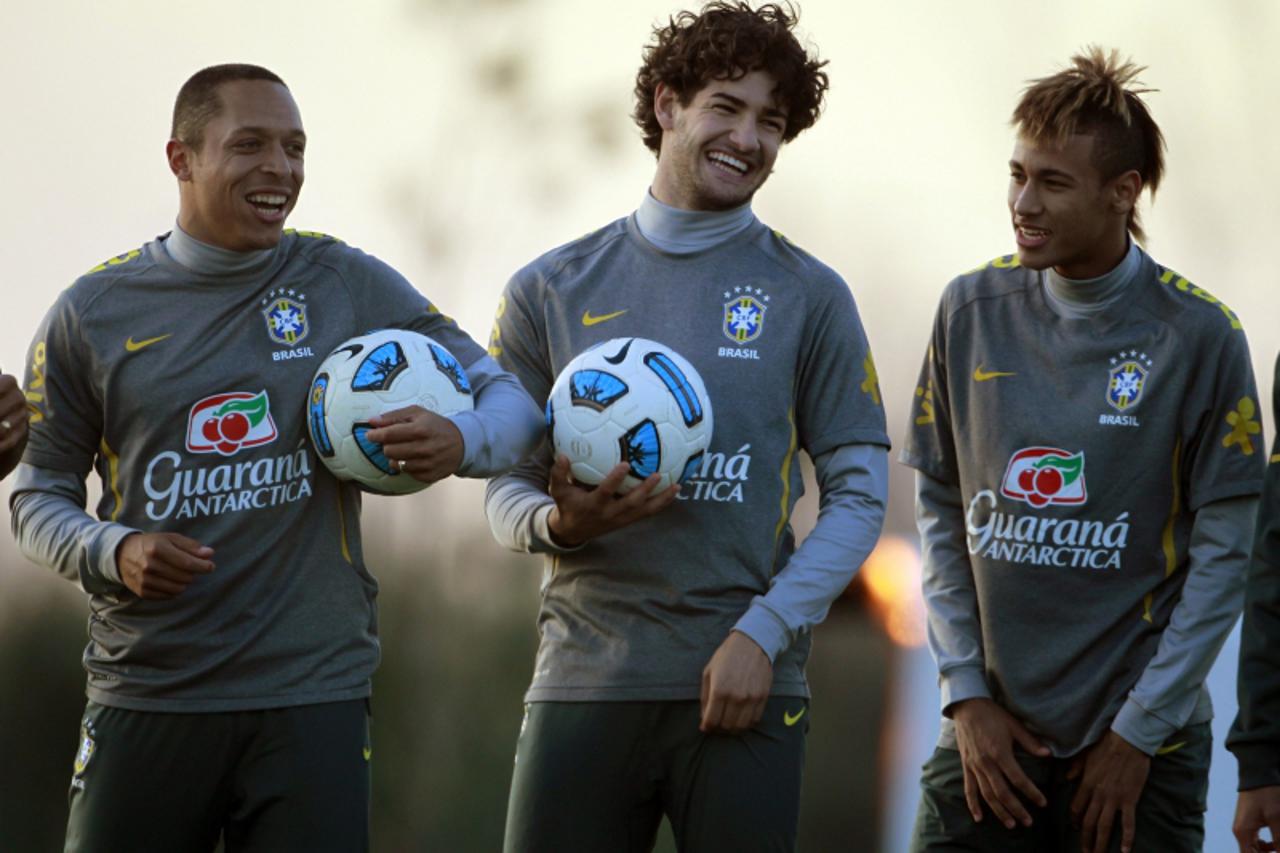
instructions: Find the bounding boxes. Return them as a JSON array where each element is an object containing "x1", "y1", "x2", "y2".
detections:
[
  {"x1": 654, "y1": 83, "x2": 678, "y2": 132},
  {"x1": 166, "y1": 139, "x2": 194, "y2": 181}
]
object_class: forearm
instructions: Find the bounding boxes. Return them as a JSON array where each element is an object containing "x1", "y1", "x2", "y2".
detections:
[
  {"x1": 1114, "y1": 496, "x2": 1255, "y2": 754},
  {"x1": 8, "y1": 462, "x2": 137, "y2": 594},
  {"x1": 484, "y1": 454, "x2": 580, "y2": 555},
  {"x1": 448, "y1": 355, "x2": 543, "y2": 478},
  {"x1": 916, "y1": 470, "x2": 991, "y2": 712},
  {"x1": 733, "y1": 443, "x2": 887, "y2": 661}
]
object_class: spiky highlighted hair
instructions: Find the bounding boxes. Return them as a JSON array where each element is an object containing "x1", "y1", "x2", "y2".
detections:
[{"x1": 1012, "y1": 47, "x2": 1166, "y2": 244}]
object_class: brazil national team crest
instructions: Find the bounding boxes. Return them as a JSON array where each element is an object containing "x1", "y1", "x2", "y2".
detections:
[
  {"x1": 186, "y1": 391, "x2": 279, "y2": 457},
  {"x1": 1107, "y1": 350, "x2": 1152, "y2": 411},
  {"x1": 73, "y1": 725, "x2": 95, "y2": 777},
  {"x1": 262, "y1": 288, "x2": 309, "y2": 346},
  {"x1": 723, "y1": 286, "x2": 769, "y2": 344},
  {"x1": 1000, "y1": 447, "x2": 1087, "y2": 508}
]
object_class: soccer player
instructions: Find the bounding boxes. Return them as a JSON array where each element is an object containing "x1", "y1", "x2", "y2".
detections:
[
  {"x1": 10, "y1": 64, "x2": 541, "y2": 852},
  {"x1": 484, "y1": 3, "x2": 889, "y2": 850},
  {"x1": 0, "y1": 370, "x2": 28, "y2": 480},
  {"x1": 902, "y1": 49, "x2": 1263, "y2": 853},
  {"x1": 1227, "y1": 364, "x2": 1280, "y2": 851}
]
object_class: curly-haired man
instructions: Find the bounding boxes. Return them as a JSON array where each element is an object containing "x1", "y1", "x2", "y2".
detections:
[{"x1": 485, "y1": 3, "x2": 888, "y2": 850}]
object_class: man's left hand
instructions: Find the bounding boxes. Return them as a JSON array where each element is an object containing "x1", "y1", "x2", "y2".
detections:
[
  {"x1": 1068, "y1": 730, "x2": 1151, "y2": 853},
  {"x1": 365, "y1": 406, "x2": 464, "y2": 484},
  {"x1": 699, "y1": 630, "x2": 772, "y2": 734}
]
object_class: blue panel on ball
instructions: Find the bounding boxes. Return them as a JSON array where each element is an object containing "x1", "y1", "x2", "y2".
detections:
[
  {"x1": 570, "y1": 369, "x2": 628, "y2": 411},
  {"x1": 619, "y1": 419, "x2": 660, "y2": 479},
  {"x1": 544, "y1": 400, "x2": 554, "y2": 431},
  {"x1": 353, "y1": 423, "x2": 395, "y2": 475},
  {"x1": 644, "y1": 352, "x2": 703, "y2": 427},
  {"x1": 308, "y1": 374, "x2": 334, "y2": 457},
  {"x1": 680, "y1": 451, "x2": 704, "y2": 485},
  {"x1": 353, "y1": 341, "x2": 408, "y2": 391},
  {"x1": 429, "y1": 343, "x2": 472, "y2": 394}
]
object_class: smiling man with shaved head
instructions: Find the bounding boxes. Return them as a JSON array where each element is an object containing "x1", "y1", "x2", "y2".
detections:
[{"x1": 10, "y1": 63, "x2": 540, "y2": 852}]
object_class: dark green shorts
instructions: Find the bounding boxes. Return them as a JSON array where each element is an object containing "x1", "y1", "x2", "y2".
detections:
[
  {"x1": 503, "y1": 698, "x2": 810, "y2": 853},
  {"x1": 908, "y1": 723, "x2": 1210, "y2": 853},
  {"x1": 64, "y1": 698, "x2": 371, "y2": 853}
]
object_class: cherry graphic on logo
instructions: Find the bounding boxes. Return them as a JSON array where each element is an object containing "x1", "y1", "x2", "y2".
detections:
[
  {"x1": 201, "y1": 419, "x2": 221, "y2": 443},
  {"x1": 220, "y1": 412, "x2": 250, "y2": 442},
  {"x1": 1034, "y1": 467, "x2": 1063, "y2": 498},
  {"x1": 1017, "y1": 468, "x2": 1036, "y2": 493}
]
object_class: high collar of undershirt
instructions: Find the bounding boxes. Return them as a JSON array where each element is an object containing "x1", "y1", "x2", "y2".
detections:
[
  {"x1": 163, "y1": 222, "x2": 277, "y2": 276},
  {"x1": 1042, "y1": 241, "x2": 1141, "y2": 319},
  {"x1": 634, "y1": 190, "x2": 756, "y2": 254}
]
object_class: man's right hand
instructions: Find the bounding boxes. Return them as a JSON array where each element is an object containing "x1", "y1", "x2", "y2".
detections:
[
  {"x1": 951, "y1": 697, "x2": 1051, "y2": 829},
  {"x1": 546, "y1": 455, "x2": 679, "y2": 547},
  {"x1": 1234, "y1": 786, "x2": 1280, "y2": 852},
  {"x1": 117, "y1": 532, "x2": 215, "y2": 599}
]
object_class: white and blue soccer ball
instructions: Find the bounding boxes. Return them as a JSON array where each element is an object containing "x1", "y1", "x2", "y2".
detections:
[
  {"x1": 546, "y1": 337, "x2": 713, "y2": 493},
  {"x1": 307, "y1": 328, "x2": 473, "y2": 495}
]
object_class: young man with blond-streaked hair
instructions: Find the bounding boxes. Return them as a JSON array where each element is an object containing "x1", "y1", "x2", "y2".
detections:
[{"x1": 902, "y1": 48, "x2": 1262, "y2": 853}]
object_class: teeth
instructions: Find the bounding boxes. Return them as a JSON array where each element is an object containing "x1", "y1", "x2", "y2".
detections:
[
  {"x1": 248, "y1": 194, "x2": 287, "y2": 205},
  {"x1": 1019, "y1": 226, "x2": 1048, "y2": 237},
  {"x1": 708, "y1": 152, "x2": 748, "y2": 174}
]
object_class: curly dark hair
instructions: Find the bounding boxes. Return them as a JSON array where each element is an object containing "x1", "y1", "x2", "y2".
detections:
[{"x1": 633, "y1": 2, "x2": 828, "y2": 156}]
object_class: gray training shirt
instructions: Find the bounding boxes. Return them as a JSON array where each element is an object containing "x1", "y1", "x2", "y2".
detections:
[
  {"x1": 487, "y1": 214, "x2": 890, "y2": 701},
  {"x1": 16, "y1": 229, "x2": 537, "y2": 712},
  {"x1": 901, "y1": 248, "x2": 1264, "y2": 755}
]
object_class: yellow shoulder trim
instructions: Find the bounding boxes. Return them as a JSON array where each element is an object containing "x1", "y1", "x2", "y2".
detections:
[
  {"x1": 87, "y1": 248, "x2": 143, "y2": 275},
  {"x1": 965, "y1": 254, "x2": 1022, "y2": 275},
  {"x1": 1156, "y1": 267, "x2": 1242, "y2": 330},
  {"x1": 285, "y1": 228, "x2": 344, "y2": 243}
]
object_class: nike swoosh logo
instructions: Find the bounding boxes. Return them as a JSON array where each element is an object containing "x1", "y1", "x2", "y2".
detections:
[
  {"x1": 582, "y1": 309, "x2": 627, "y2": 327},
  {"x1": 1155, "y1": 741, "x2": 1185, "y2": 756},
  {"x1": 783, "y1": 707, "x2": 806, "y2": 727},
  {"x1": 973, "y1": 366, "x2": 1016, "y2": 382},
  {"x1": 604, "y1": 339, "x2": 634, "y2": 365},
  {"x1": 125, "y1": 334, "x2": 172, "y2": 352}
]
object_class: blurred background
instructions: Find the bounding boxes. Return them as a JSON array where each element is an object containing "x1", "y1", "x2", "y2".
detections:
[{"x1": 2, "y1": 1, "x2": 1276, "y2": 849}]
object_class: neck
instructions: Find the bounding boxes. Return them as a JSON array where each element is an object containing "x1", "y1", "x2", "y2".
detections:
[
  {"x1": 1043, "y1": 240, "x2": 1140, "y2": 319},
  {"x1": 164, "y1": 221, "x2": 276, "y2": 275},
  {"x1": 634, "y1": 190, "x2": 755, "y2": 254}
]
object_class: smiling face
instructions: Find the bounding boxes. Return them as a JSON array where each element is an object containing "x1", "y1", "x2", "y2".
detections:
[
  {"x1": 650, "y1": 69, "x2": 787, "y2": 211},
  {"x1": 1007, "y1": 133, "x2": 1136, "y2": 279},
  {"x1": 168, "y1": 79, "x2": 305, "y2": 252}
]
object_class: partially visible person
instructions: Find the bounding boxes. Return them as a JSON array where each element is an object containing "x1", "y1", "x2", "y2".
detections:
[
  {"x1": 0, "y1": 370, "x2": 28, "y2": 479},
  {"x1": 1228, "y1": 356, "x2": 1280, "y2": 853},
  {"x1": 903, "y1": 48, "x2": 1262, "y2": 853},
  {"x1": 11, "y1": 63, "x2": 541, "y2": 852}
]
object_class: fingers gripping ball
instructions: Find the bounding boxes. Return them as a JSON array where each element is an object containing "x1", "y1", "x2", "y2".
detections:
[
  {"x1": 308, "y1": 329, "x2": 473, "y2": 494},
  {"x1": 546, "y1": 338, "x2": 713, "y2": 493}
]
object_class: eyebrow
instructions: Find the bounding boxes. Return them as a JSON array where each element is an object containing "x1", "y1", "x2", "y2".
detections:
[
  {"x1": 707, "y1": 92, "x2": 788, "y2": 120},
  {"x1": 1008, "y1": 161, "x2": 1075, "y2": 181}
]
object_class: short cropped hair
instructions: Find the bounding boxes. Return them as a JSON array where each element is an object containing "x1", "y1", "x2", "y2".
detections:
[
  {"x1": 633, "y1": 2, "x2": 828, "y2": 156},
  {"x1": 1012, "y1": 47, "x2": 1166, "y2": 243},
  {"x1": 172, "y1": 64, "x2": 288, "y2": 150}
]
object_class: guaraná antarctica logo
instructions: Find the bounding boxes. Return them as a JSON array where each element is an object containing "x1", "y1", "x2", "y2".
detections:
[
  {"x1": 970, "y1": 446, "x2": 1129, "y2": 571},
  {"x1": 999, "y1": 447, "x2": 1087, "y2": 507},
  {"x1": 186, "y1": 391, "x2": 279, "y2": 457}
]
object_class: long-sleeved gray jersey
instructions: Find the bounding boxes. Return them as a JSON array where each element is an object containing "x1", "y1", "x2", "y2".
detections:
[
  {"x1": 486, "y1": 215, "x2": 890, "y2": 701},
  {"x1": 13, "y1": 230, "x2": 540, "y2": 712},
  {"x1": 901, "y1": 248, "x2": 1263, "y2": 755}
]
